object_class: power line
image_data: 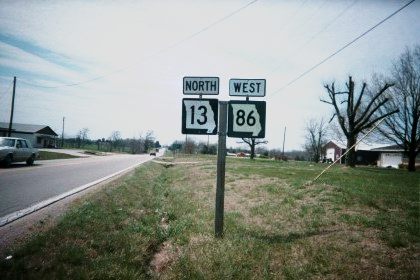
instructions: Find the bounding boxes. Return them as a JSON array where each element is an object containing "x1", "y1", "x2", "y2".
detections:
[
  {"x1": 270, "y1": 0, "x2": 309, "y2": 37},
  {"x1": 268, "y1": 0, "x2": 358, "y2": 75},
  {"x1": 20, "y1": 0, "x2": 259, "y2": 89},
  {"x1": 0, "y1": 79, "x2": 13, "y2": 103},
  {"x1": 0, "y1": 80, "x2": 14, "y2": 122},
  {"x1": 289, "y1": 0, "x2": 329, "y2": 36},
  {"x1": 301, "y1": 0, "x2": 359, "y2": 49},
  {"x1": 271, "y1": 0, "x2": 415, "y2": 94}
]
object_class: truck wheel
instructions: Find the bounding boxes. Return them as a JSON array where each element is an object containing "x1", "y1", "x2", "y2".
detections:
[{"x1": 26, "y1": 154, "x2": 35, "y2": 166}]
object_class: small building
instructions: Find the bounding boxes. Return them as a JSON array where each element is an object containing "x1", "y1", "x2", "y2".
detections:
[
  {"x1": 323, "y1": 140, "x2": 405, "y2": 168},
  {"x1": 0, "y1": 122, "x2": 58, "y2": 148},
  {"x1": 324, "y1": 141, "x2": 346, "y2": 164}
]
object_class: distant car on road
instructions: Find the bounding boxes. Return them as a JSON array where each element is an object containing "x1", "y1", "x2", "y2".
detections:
[
  {"x1": 150, "y1": 152, "x2": 156, "y2": 156},
  {"x1": 0, "y1": 137, "x2": 39, "y2": 166}
]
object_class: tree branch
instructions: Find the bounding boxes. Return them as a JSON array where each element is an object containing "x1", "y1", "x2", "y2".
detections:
[
  {"x1": 320, "y1": 99, "x2": 333, "y2": 105},
  {"x1": 354, "y1": 82, "x2": 367, "y2": 113},
  {"x1": 355, "y1": 83, "x2": 394, "y2": 124},
  {"x1": 360, "y1": 109, "x2": 399, "y2": 132}
]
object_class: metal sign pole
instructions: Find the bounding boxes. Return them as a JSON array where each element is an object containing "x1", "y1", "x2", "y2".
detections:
[{"x1": 215, "y1": 101, "x2": 227, "y2": 238}]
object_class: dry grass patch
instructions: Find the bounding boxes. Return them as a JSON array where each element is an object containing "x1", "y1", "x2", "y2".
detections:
[{"x1": 150, "y1": 241, "x2": 180, "y2": 276}]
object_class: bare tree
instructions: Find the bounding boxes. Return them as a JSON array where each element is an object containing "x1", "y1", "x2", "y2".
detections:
[
  {"x1": 76, "y1": 128, "x2": 89, "y2": 148},
  {"x1": 183, "y1": 138, "x2": 196, "y2": 154},
  {"x1": 144, "y1": 131, "x2": 155, "y2": 152},
  {"x1": 321, "y1": 76, "x2": 398, "y2": 167},
  {"x1": 304, "y1": 118, "x2": 328, "y2": 162},
  {"x1": 238, "y1": 138, "x2": 268, "y2": 160},
  {"x1": 373, "y1": 46, "x2": 420, "y2": 171},
  {"x1": 129, "y1": 134, "x2": 145, "y2": 154},
  {"x1": 109, "y1": 131, "x2": 122, "y2": 152}
]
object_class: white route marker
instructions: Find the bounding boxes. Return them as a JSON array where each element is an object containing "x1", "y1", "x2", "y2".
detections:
[
  {"x1": 231, "y1": 103, "x2": 261, "y2": 136},
  {"x1": 227, "y1": 100, "x2": 266, "y2": 138},
  {"x1": 182, "y1": 98, "x2": 218, "y2": 135}
]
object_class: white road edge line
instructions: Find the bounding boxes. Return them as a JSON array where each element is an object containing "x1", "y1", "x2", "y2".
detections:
[{"x1": 0, "y1": 159, "x2": 151, "y2": 227}]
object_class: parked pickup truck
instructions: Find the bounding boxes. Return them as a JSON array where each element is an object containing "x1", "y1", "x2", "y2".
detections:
[{"x1": 0, "y1": 137, "x2": 39, "y2": 166}]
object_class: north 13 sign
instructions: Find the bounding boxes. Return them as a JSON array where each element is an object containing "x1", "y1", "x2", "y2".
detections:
[
  {"x1": 228, "y1": 100, "x2": 266, "y2": 138},
  {"x1": 182, "y1": 98, "x2": 218, "y2": 135}
]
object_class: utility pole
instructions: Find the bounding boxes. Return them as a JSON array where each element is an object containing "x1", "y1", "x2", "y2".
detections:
[
  {"x1": 282, "y1": 126, "x2": 286, "y2": 157},
  {"x1": 7, "y1": 77, "x2": 16, "y2": 137},
  {"x1": 61, "y1": 117, "x2": 65, "y2": 148}
]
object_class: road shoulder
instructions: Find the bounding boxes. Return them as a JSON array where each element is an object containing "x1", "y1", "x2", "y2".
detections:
[{"x1": 0, "y1": 169, "x2": 135, "y2": 257}]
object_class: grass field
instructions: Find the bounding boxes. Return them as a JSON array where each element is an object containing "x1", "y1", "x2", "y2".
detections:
[
  {"x1": 1, "y1": 155, "x2": 418, "y2": 279},
  {"x1": 37, "y1": 151, "x2": 80, "y2": 160}
]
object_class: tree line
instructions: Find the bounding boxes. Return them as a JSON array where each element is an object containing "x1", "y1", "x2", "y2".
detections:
[
  {"x1": 168, "y1": 138, "x2": 308, "y2": 161},
  {"x1": 63, "y1": 130, "x2": 160, "y2": 154}
]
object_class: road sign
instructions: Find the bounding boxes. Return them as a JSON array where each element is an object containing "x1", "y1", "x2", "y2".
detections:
[
  {"x1": 183, "y1": 77, "x2": 219, "y2": 95},
  {"x1": 229, "y1": 79, "x2": 266, "y2": 97},
  {"x1": 182, "y1": 98, "x2": 218, "y2": 134},
  {"x1": 227, "y1": 100, "x2": 266, "y2": 138}
]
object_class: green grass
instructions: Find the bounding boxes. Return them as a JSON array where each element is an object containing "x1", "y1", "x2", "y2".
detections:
[
  {"x1": 37, "y1": 151, "x2": 80, "y2": 160},
  {"x1": 63, "y1": 144, "x2": 131, "y2": 154},
  {"x1": 1, "y1": 157, "x2": 419, "y2": 279}
]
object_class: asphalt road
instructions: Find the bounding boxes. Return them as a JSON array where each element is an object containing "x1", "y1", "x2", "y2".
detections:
[{"x1": 0, "y1": 153, "x2": 156, "y2": 218}]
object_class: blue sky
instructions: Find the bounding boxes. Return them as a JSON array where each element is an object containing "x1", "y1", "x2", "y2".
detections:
[{"x1": 0, "y1": 0, "x2": 419, "y2": 150}]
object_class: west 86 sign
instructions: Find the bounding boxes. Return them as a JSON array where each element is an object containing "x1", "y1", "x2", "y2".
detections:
[{"x1": 227, "y1": 100, "x2": 266, "y2": 138}]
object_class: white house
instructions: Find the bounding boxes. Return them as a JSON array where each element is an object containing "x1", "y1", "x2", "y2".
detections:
[
  {"x1": 0, "y1": 122, "x2": 58, "y2": 148},
  {"x1": 324, "y1": 140, "x2": 405, "y2": 168}
]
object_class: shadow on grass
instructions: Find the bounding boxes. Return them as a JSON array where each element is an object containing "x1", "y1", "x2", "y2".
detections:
[{"x1": 245, "y1": 228, "x2": 340, "y2": 244}]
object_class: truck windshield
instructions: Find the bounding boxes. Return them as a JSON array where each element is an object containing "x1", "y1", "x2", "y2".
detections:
[{"x1": 0, "y1": 138, "x2": 15, "y2": 147}]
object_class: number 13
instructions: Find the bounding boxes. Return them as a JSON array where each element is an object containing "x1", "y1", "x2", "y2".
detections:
[{"x1": 190, "y1": 105, "x2": 207, "y2": 125}]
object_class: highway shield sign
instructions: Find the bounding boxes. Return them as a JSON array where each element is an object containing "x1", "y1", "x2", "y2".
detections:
[
  {"x1": 227, "y1": 100, "x2": 266, "y2": 138},
  {"x1": 182, "y1": 98, "x2": 218, "y2": 135}
]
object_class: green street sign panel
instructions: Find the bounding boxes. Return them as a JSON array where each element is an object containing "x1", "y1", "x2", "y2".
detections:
[
  {"x1": 227, "y1": 100, "x2": 266, "y2": 138},
  {"x1": 182, "y1": 98, "x2": 218, "y2": 135}
]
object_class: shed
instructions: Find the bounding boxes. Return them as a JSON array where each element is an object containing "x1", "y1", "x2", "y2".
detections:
[{"x1": 324, "y1": 140, "x2": 346, "y2": 163}]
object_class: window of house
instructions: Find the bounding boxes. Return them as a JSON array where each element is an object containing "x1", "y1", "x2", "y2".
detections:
[{"x1": 37, "y1": 137, "x2": 42, "y2": 144}]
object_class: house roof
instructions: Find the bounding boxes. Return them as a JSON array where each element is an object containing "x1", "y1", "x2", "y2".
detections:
[
  {"x1": 371, "y1": 144, "x2": 404, "y2": 152},
  {"x1": 325, "y1": 140, "x2": 346, "y2": 149},
  {"x1": 355, "y1": 142, "x2": 389, "y2": 151},
  {"x1": 326, "y1": 140, "x2": 403, "y2": 152},
  {"x1": 0, "y1": 122, "x2": 58, "y2": 136}
]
